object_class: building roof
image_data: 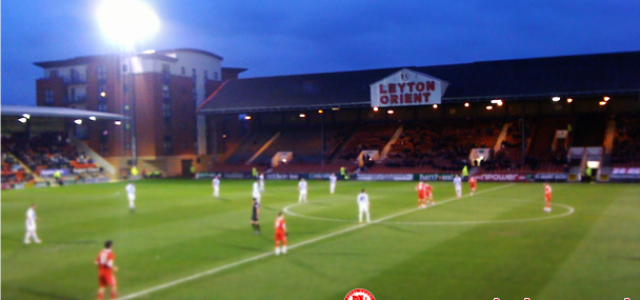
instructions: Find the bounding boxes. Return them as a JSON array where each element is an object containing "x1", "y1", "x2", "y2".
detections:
[
  {"x1": 155, "y1": 48, "x2": 224, "y2": 61},
  {"x1": 33, "y1": 48, "x2": 224, "y2": 68},
  {"x1": 198, "y1": 51, "x2": 640, "y2": 114},
  {"x1": 1, "y1": 105, "x2": 128, "y2": 120}
]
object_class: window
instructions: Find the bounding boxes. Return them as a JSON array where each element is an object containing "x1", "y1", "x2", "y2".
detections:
[
  {"x1": 181, "y1": 67, "x2": 185, "y2": 75},
  {"x1": 163, "y1": 135, "x2": 173, "y2": 154},
  {"x1": 70, "y1": 68, "x2": 78, "y2": 82},
  {"x1": 49, "y1": 70, "x2": 58, "y2": 78},
  {"x1": 162, "y1": 64, "x2": 170, "y2": 82},
  {"x1": 162, "y1": 103, "x2": 171, "y2": 117},
  {"x1": 214, "y1": 72, "x2": 219, "y2": 81},
  {"x1": 44, "y1": 90, "x2": 54, "y2": 104},
  {"x1": 69, "y1": 87, "x2": 76, "y2": 102},
  {"x1": 162, "y1": 84, "x2": 170, "y2": 99},
  {"x1": 96, "y1": 66, "x2": 106, "y2": 81}
]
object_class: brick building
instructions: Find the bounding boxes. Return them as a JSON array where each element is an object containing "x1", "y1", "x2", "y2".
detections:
[{"x1": 35, "y1": 48, "x2": 245, "y2": 176}]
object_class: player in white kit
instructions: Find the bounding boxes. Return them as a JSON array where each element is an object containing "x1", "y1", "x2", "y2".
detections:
[
  {"x1": 357, "y1": 189, "x2": 370, "y2": 223},
  {"x1": 24, "y1": 204, "x2": 42, "y2": 244},
  {"x1": 259, "y1": 173, "x2": 265, "y2": 192},
  {"x1": 252, "y1": 180, "x2": 261, "y2": 204},
  {"x1": 126, "y1": 182, "x2": 136, "y2": 210},
  {"x1": 298, "y1": 178, "x2": 308, "y2": 203},
  {"x1": 212, "y1": 176, "x2": 220, "y2": 198},
  {"x1": 329, "y1": 173, "x2": 337, "y2": 194},
  {"x1": 453, "y1": 174, "x2": 462, "y2": 198}
]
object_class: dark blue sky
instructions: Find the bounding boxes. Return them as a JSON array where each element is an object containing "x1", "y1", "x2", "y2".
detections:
[{"x1": 2, "y1": 0, "x2": 639, "y2": 106}]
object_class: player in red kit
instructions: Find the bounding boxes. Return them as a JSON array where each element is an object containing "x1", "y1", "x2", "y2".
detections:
[
  {"x1": 416, "y1": 181, "x2": 427, "y2": 208},
  {"x1": 95, "y1": 240, "x2": 118, "y2": 300},
  {"x1": 544, "y1": 183, "x2": 552, "y2": 212},
  {"x1": 274, "y1": 212, "x2": 287, "y2": 255},
  {"x1": 469, "y1": 176, "x2": 477, "y2": 195},
  {"x1": 425, "y1": 183, "x2": 434, "y2": 206}
]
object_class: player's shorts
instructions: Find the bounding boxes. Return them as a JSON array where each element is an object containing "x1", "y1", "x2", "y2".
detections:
[
  {"x1": 418, "y1": 193, "x2": 426, "y2": 200},
  {"x1": 545, "y1": 196, "x2": 551, "y2": 202},
  {"x1": 99, "y1": 273, "x2": 117, "y2": 287},
  {"x1": 127, "y1": 194, "x2": 135, "y2": 202},
  {"x1": 26, "y1": 220, "x2": 36, "y2": 231},
  {"x1": 251, "y1": 214, "x2": 258, "y2": 222},
  {"x1": 470, "y1": 183, "x2": 476, "y2": 189},
  {"x1": 275, "y1": 231, "x2": 286, "y2": 242},
  {"x1": 426, "y1": 192, "x2": 433, "y2": 198}
]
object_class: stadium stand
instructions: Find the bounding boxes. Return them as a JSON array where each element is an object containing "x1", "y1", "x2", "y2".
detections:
[{"x1": 612, "y1": 115, "x2": 640, "y2": 167}]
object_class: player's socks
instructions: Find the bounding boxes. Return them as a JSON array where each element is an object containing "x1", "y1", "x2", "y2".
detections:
[
  {"x1": 282, "y1": 246, "x2": 287, "y2": 254},
  {"x1": 97, "y1": 291, "x2": 104, "y2": 300},
  {"x1": 275, "y1": 247, "x2": 280, "y2": 255},
  {"x1": 110, "y1": 291, "x2": 117, "y2": 299}
]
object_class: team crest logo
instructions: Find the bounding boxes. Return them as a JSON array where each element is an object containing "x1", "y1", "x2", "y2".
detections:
[
  {"x1": 400, "y1": 72, "x2": 410, "y2": 81},
  {"x1": 344, "y1": 288, "x2": 375, "y2": 300}
]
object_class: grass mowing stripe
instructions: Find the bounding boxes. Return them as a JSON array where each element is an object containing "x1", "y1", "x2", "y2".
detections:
[{"x1": 116, "y1": 183, "x2": 514, "y2": 300}]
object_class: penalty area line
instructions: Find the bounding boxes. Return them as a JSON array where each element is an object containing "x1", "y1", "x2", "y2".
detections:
[{"x1": 116, "y1": 183, "x2": 514, "y2": 300}]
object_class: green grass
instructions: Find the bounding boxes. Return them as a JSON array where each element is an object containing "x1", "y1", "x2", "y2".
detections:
[{"x1": 2, "y1": 179, "x2": 639, "y2": 300}]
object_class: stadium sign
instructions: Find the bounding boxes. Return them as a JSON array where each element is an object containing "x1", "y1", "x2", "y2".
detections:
[
  {"x1": 357, "y1": 173, "x2": 413, "y2": 181},
  {"x1": 370, "y1": 68, "x2": 448, "y2": 108},
  {"x1": 476, "y1": 173, "x2": 528, "y2": 181},
  {"x1": 308, "y1": 173, "x2": 333, "y2": 180},
  {"x1": 610, "y1": 167, "x2": 640, "y2": 180},
  {"x1": 534, "y1": 173, "x2": 568, "y2": 182},
  {"x1": 266, "y1": 173, "x2": 300, "y2": 180},
  {"x1": 40, "y1": 168, "x2": 70, "y2": 177}
]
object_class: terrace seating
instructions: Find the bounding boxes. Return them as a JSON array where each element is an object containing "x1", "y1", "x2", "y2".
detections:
[
  {"x1": 612, "y1": 115, "x2": 640, "y2": 165},
  {"x1": 337, "y1": 123, "x2": 398, "y2": 161}
]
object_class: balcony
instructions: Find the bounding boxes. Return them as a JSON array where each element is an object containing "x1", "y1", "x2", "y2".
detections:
[
  {"x1": 62, "y1": 75, "x2": 87, "y2": 85},
  {"x1": 66, "y1": 95, "x2": 88, "y2": 103}
]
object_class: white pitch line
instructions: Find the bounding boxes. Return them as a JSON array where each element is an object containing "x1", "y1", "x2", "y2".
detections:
[
  {"x1": 285, "y1": 197, "x2": 575, "y2": 225},
  {"x1": 116, "y1": 183, "x2": 514, "y2": 300}
]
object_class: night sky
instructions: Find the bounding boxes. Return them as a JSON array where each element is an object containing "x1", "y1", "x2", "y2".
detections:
[{"x1": 2, "y1": 0, "x2": 639, "y2": 106}]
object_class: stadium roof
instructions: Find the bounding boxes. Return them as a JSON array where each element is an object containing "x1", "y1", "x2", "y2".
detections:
[
  {"x1": 1, "y1": 106, "x2": 128, "y2": 120},
  {"x1": 198, "y1": 51, "x2": 640, "y2": 114}
]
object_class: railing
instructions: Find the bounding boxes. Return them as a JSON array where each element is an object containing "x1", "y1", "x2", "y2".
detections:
[
  {"x1": 63, "y1": 76, "x2": 87, "y2": 84},
  {"x1": 66, "y1": 95, "x2": 88, "y2": 103}
]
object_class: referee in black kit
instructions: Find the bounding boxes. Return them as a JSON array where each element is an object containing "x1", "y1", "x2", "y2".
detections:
[{"x1": 251, "y1": 198, "x2": 260, "y2": 234}]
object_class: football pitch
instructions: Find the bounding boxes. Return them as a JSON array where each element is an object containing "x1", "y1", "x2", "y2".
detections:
[{"x1": 2, "y1": 179, "x2": 639, "y2": 300}]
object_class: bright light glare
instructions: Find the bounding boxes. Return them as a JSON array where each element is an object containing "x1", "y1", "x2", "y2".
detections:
[
  {"x1": 603, "y1": 96, "x2": 610, "y2": 101},
  {"x1": 552, "y1": 96, "x2": 561, "y2": 102},
  {"x1": 433, "y1": 104, "x2": 438, "y2": 109},
  {"x1": 486, "y1": 106, "x2": 493, "y2": 110},
  {"x1": 18, "y1": 118, "x2": 27, "y2": 123},
  {"x1": 387, "y1": 110, "x2": 394, "y2": 115},
  {"x1": 89, "y1": 116, "x2": 97, "y2": 121},
  {"x1": 114, "y1": 121, "x2": 122, "y2": 125},
  {"x1": 373, "y1": 106, "x2": 379, "y2": 112},
  {"x1": 245, "y1": 116, "x2": 252, "y2": 120},
  {"x1": 567, "y1": 98, "x2": 573, "y2": 103},
  {"x1": 74, "y1": 119, "x2": 83, "y2": 125},
  {"x1": 22, "y1": 114, "x2": 31, "y2": 119},
  {"x1": 97, "y1": 0, "x2": 160, "y2": 47},
  {"x1": 464, "y1": 103, "x2": 470, "y2": 107},
  {"x1": 299, "y1": 114, "x2": 306, "y2": 118}
]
